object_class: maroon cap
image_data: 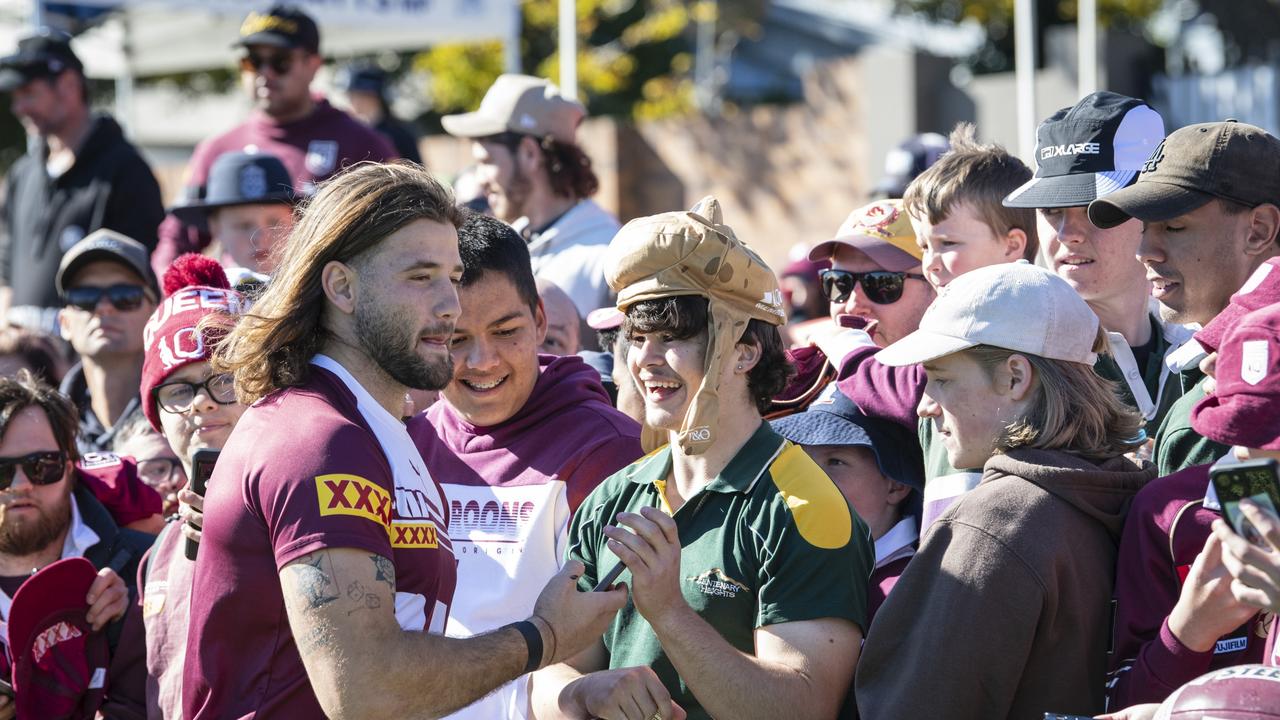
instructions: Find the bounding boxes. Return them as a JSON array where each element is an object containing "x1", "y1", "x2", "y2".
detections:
[
  {"x1": 1195, "y1": 258, "x2": 1280, "y2": 353},
  {"x1": 1192, "y1": 303, "x2": 1280, "y2": 450},
  {"x1": 586, "y1": 306, "x2": 623, "y2": 331},
  {"x1": 7, "y1": 557, "x2": 109, "y2": 720}
]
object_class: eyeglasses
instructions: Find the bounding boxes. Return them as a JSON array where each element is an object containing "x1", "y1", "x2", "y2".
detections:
[
  {"x1": 153, "y1": 373, "x2": 238, "y2": 414},
  {"x1": 63, "y1": 284, "x2": 148, "y2": 312},
  {"x1": 0, "y1": 451, "x2": 67, "y2": 490},
  {"x1": 819, "y1": 269, "x2": 927, "y2": 305},
  {"x1": 137, "y1": 457, "x2": 185, "y2": 488},
  {"x1": 240, "y1": 51, "x2": 294, "y2": 75}
]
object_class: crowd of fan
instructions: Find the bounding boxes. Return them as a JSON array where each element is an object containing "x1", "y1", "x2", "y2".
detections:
[{"x1": 0, "y1": 4, "x2": 1278, "y2": 720}]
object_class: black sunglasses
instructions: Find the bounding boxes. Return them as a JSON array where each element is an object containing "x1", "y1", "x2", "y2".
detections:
[
  {"x1": 819, "y1": 269, "x2": 927, "y2": 305},
  {"x1": 153, "y1": 373, "x2": 238, "y2": 414},
  {"x1": 0, "y1": 451, "x2": 67, "y2": 490},
  {"x1": 240, "y1": 51, "x2": 294, "y2": 75},
  {"x1": 63, "y1": 284, "x2": 148, "y2": 312}
]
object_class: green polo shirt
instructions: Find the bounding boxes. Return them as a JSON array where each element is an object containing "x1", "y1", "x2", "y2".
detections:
[
  {"x1": 567, "y1": 422, "x2": 873, "y2": 720},
  {"x1": 1154, "y1": 374, "x2": 1231, "y2": 476},
  {"x1": 1095, "y1": 314, "x2": 1184, "y2": 435}
]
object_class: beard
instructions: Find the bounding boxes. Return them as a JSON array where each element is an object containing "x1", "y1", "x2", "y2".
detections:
[
  {"x1": 494, "y1": 165, "x2": 533, "y2": 223},
  {"x1": 354, "y1": 297, "x2": 454, "y2": 392},
  {"x1": 0, "y1": 489, "x2": 71, "y2": 557}
]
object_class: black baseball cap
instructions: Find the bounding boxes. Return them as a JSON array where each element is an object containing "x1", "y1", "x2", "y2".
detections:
[
  {"x1": 56, "y1": 230, "x2": 159, "y2": 297},
  {"x1": 872, "y1": 133, "x2": 950, "y2": 200},
  {"x1": 1089, "y1": 120, "x2": 1280, "y2": 228},
  {"x1": 341, "y1": 64, "x2": 387, "y2": 95},
  {"x1": 169, "y1": 151, "x2": 297, "y2": 223},
  {"x1": 771, "y1": 384, "x2": 925, "y2": 493},
  {"x1": 237, "y1": 5, "x2": 320, "y2": 54},
  {"x1": 0, "y1": 30, "x2": 83, "y2": 92},
  {"x1": 1003, "y1": 91, "x2": 1165, "y2": 209}
]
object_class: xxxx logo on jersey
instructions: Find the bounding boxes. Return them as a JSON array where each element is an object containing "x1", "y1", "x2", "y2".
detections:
[
  {"x1": 316, "y1": 474, "x2": 392, "y2": 528},
  {"x1": 391, "y1": 521, "x2": 439, "y2": 548}
]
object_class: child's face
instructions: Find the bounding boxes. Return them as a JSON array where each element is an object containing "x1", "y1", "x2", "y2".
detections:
[
  {"x1": 913, "y1": 201, "x2": 1024, "y2": 289},
  {"x1": 208, "y1": 202, "x2": 295, "y2": 274},
  {"x1": 802, "y1": 444, "x2": 906, "y2": 540}
]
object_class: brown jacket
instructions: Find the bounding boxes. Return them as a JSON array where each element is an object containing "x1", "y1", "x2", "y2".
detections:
[{"x1": 855, "y1": 448, "x2": 1155, "y2": 719}]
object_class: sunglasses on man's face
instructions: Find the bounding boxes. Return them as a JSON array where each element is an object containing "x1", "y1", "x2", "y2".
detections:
[
  {"x1": 0, "y1": 451, "x2": 67, "y2": 490},
  {"x1": 240, "y1": 51, "x2": 295, "y2": 75},
  {"x1": 819, "y1": 269, "x2": 927, "y2": 305},
  {"x1": 63, "y1": 284, "x2": 148, "y2": 312}
]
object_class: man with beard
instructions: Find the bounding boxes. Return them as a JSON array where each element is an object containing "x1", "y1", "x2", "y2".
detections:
[
  {"x1": 443, "y1": 75, "x2": 620, "y2": 332},
  {"x1": 1088, "y1": 120, "x2": 1280, "y2": 474},
  {"x1": 152, "y1": 4, "x2": 395, "y2": 273},
  {"x1": 0, "y1": 371, "x2": 158, "y2": 717},
  {"x1": 182, "y1": 163, "x2": 627, "y2": 719}
]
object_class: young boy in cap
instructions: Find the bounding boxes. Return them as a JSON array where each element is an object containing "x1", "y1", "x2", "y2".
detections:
[
  {"x1": 153, "y1": 4, "x2": 396, "y2": 273},
  {"x1": 533, "y1": 198, "x2": 873, "y2": 720},
  {"x1": 1106, "y1": 257, "x2": 1280, "y2": 710},
  {"x1": 1088, "y1": 119, "x2": 1280, "y2": 475},
  {"x1": 771, "y1": 383, "x2": 924, "y2": 626},
  {"x1": 168, "y1": 150, "x2": 296, "y2": 279},
  {"x1": 134, "y1": 254, "x2": 247, "y2": 720},
  {"x1": 1003, "y1": 91, "x2": 1192, "y2": 437}
]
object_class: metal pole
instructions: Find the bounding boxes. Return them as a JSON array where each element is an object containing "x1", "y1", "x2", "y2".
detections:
[
  {"x1": 32, "y1": 0, "x2": 44, "y2": 30},
  {"x1": 1014, "y1": 0, "x2": 1037, "y2": 162},
  {"x1": 558, "y1": 0, "x2": 577, "y2": 99},
  {"x1": 1078, "y1": 0, "x2": 1097, "y2": 96},
  {"x1": 504, "y1": 1, "x2": 521, "y2": 73}
]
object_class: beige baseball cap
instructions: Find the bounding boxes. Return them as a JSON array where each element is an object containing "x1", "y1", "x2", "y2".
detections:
[
  {"x1": 442, "y1": 74, "x2": 586, "y2": 144},
  {"x1": 605, "y1": 196, "x2": 784, "y2": 454},
  {"x1": 875, "y1": 261, "x2": 1100, "y2": 367}
]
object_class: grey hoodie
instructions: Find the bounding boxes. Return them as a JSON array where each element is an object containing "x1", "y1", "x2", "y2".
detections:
[{"x1": 855, "y1": 448, "x2": 1155, "y2": 719}]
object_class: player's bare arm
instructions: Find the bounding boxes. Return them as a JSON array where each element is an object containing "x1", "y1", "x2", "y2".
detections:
[{"x1": 281, "y1": 547, "x2": 626, "y2": 720}]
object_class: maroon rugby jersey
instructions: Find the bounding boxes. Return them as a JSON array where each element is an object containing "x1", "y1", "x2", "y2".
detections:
[{"x1": 182, "y1": 365, "x2": 455, "y2": 719}]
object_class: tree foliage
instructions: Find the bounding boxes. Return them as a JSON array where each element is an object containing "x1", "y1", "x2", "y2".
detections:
[
  {"x1": 896, "y1": 0, "x2": 1161, "y2": 73},
  {"x1": 414, "y1": 0, "x2": 764, "y2": 121}
]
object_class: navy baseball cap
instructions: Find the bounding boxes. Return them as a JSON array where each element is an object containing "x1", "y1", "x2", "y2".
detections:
[
  {"x1": 1004, "y1": 91, "x2": 1165, "y2": 209},
  {"x1": 0, "y1": 30, "x2": 83, "y2": 92},
  {"x1": 169, "y1": 151, "x2": 296, "y2": 223},
  {"x1": 771, "y1": 383, "x2": 925, "y2": 492},
  {"x1": 872, "y1": 133, "x2": 950, "y2": 200}
]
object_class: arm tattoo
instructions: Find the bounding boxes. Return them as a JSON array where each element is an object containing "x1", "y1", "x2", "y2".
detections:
[
  {"x1": 345, "y1": 581, "x2": 383, "y2": 615},
  {"x1": 371, "y1": 554, "x2": 396, "y2": 593},
  {"x1": 290, "y1": 553, "x2": 340, "y2": 610}
]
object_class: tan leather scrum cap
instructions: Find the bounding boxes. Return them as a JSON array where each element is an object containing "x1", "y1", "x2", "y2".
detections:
[{"x1": 604, "y1": 197, "x2": 784, "y2": 455}]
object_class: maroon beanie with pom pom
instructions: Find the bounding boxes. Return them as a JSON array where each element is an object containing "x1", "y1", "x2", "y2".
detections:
[{"x1": 140, "y1": 255, "x2": 245, "y2": 431}]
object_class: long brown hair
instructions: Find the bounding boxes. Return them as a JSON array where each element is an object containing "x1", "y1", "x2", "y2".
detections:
[
  {"x1": 211, "y1": 162, "x2": 460, "y2": 404},
  {"x1": 967, "y1": 328, "x2": 1145, "y2": 462}
]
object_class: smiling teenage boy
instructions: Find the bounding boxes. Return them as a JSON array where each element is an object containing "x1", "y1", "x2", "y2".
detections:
[
  {"x1": 532, "y1": 198, "x2": 873, "y2": 720},
  {"x1": 407, "y1": 212, "x2": 641, "y2": 720}
]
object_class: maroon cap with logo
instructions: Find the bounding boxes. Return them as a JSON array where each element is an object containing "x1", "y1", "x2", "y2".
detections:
[
  {"x1": 6, "y1": 557, "x2": 110, "y2": 720},
  {"x1": 1195, "y1": 257, "x2": 1280, "y2": 353},
  {"x1": 1192, "y1": 303, "x2": 1280, "y2": 450}
]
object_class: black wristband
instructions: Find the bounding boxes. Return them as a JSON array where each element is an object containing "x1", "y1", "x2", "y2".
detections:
[{"x1": 512, "y1": 620, "x2": 543, "y2": 673}]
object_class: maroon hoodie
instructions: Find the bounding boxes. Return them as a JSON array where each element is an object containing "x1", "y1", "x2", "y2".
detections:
[{"x1": 408, "y1": 354, "x2": 641, "y2": 719}]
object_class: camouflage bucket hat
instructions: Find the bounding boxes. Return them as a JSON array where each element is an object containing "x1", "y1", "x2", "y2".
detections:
[{"x1": 605, "y1": 196, "x2": 784, "y2": 454}]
